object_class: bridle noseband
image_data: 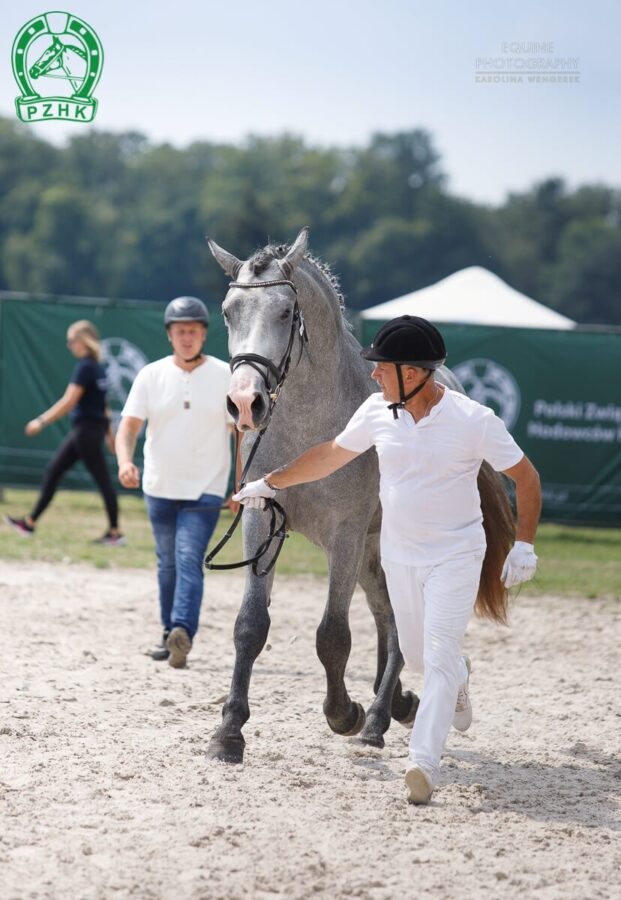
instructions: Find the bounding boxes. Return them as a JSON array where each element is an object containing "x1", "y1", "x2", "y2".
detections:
[{"x1": 205, "y1": 277, "x2": 309, "y2": 577}]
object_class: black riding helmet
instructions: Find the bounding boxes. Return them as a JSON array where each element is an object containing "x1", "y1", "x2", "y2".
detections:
[
  {"x1": 164, "y1": 296, "x2": 209, "y2": 327},
  {"x1": 165, "y1": 296, "x2": 209, "y2": 362},
  {"x1": 361, "y1": 315, "x2": 446, "y2": 418}
]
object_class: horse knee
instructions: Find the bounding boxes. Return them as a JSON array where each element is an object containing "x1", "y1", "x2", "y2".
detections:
[{"x1": 233, "y1": 599, "x2": 271, "y2": 656}]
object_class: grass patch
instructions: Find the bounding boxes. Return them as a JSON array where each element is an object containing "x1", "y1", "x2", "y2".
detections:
[
  {"x1": 0, "y1": 487, "x2": 327, "y2": 577},
  {"x1": 1, "y1": 488, "x2": 619, "y2": 597}
]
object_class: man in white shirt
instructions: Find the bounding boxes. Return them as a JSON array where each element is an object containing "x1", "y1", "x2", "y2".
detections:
[
  {"x1": 116, "y1": 297, "x2": 234, "y2": 669},
  {"x1": 233, "y1": 316, "x2": 541, "y2": 805}
]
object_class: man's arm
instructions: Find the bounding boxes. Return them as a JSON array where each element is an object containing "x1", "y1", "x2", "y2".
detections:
[
  {"x1": 266, "y1": 440, "x2": 360, "y2": 489},
  {"x1": 233, "y1": 440, "x2": 361, "y2": 503},
  {"x1": 115, "y1": 416, "x2": 144, "y2": 488},
  {"x1": 502, "y1": 455, "x2": 542, "y2": 543}
]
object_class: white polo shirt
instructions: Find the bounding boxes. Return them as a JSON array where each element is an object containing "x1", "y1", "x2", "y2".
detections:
[
  {"x1": 121, "y1": 356, "x2": 233, "y2": 500},
  {"x1": 335, "y1": 389, "x2": 524, "y2": 566}
]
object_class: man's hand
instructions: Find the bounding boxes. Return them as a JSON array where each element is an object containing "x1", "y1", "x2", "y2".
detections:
[
  {"x1": 501, "y1": 541, "x2": 538, "y2": 588},
  {"x1": 118, "y1": 461, "x2": 141, "y2": 489},
  {"x1": 233, "y1": 478, "x2": 277, "y2": 509}
]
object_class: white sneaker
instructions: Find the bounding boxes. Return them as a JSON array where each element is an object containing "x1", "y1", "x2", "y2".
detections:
[
  {"x1": 404, "y1": 765, "x2": 434, "y2": 805},
  {"x1": 453, "y1": 655, "x2": 472, "y2": 732}
]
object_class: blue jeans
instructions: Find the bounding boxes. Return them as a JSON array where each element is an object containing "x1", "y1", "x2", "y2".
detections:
[{"x1": 145, "y1": 493, "x2": 222, "y2": 639}]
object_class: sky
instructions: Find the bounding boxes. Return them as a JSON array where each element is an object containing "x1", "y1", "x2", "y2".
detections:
[{"x1": 1, "y1": 0, "x2": 619, "y2": 204}]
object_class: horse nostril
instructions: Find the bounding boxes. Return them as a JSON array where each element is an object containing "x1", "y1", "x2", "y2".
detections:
[
  {"x1": 251, "y1": 394, "x2": 265, "y2": 418},
  {"x1": 226, "y1": 396, "x2": 239, "y2": 419}
]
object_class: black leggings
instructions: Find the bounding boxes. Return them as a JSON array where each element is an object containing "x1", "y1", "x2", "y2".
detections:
[{"x1": 30, "y1": 419, "x2": 118, "y2": 529}]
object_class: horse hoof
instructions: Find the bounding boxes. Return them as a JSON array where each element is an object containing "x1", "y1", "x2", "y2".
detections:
[
  {"x1": 355, "y1": 728, "x2": 385, "y2": 749},
  {"x1": 394, "y1": 690, "x2": 419, "y2": 727},
  {"x1": 328, "y1": 701, "x2": 366, "y2": 737},
  {"x1": 207, "y1": 735, "x2": 245, "y2": 764}
]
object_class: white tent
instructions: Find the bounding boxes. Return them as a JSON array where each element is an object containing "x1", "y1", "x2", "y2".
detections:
[{"x1": 361, "y1": 266, "x2": 575, "y2": 329}]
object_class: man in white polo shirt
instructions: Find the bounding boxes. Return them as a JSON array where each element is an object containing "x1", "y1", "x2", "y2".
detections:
[
  {"x1": 116, "y1": 297, "x2": 233, "y2": 669},
  {"x1": 233, "y1": 316, "x2": 541, "y2": 805}
]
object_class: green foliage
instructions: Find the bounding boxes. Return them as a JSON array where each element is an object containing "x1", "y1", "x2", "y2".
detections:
[{"x1": 0, "y1": 118, "x2": 620, "y2": 323}]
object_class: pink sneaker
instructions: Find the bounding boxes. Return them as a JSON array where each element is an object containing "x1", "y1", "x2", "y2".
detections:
[{"x1": 4, "y1": 515, "x2": 35, "y2": 537}]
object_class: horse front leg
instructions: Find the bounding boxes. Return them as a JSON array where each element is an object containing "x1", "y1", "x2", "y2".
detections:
[
  {"x1": 208, "y1": 514, "x2": 275, "y2": 764},
  {"x1": 357, "y1": 534, "x2": 419, "y2": 748},
  {"x1": 316, "y1": 532, "x2": 367, "y2": 737}
]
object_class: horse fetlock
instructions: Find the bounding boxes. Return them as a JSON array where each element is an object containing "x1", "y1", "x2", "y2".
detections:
[{"x1": 222, "y1": 697, "x2": 250, "y2": 726}]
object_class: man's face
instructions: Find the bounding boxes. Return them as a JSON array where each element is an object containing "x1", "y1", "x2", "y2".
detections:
[
  {"x1": 168, "y1": 321, "x2": 207, "y2": 359},
  {"x1": 371, "y1": 363, "x2": 423, "y2": 402}
]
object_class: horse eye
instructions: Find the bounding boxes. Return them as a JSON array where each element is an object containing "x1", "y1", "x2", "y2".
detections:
[{"x1": 280, "y1": 309, "x2": 290, "y2": 321}]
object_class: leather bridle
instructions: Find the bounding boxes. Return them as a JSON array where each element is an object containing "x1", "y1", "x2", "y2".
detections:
[
  {"x1": 228, "y1": 278, "x2": 308, "y2": 412},
  {"x1": 205, "y1": 277, "x2": 308, "y2": 577}
]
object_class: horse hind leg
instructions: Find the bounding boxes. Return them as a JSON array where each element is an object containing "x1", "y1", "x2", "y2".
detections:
[
  {"x1": 316, "y1": 532, "x2": 368, "y2": 738},
  {"x1": 356, "y1": 535, "x2": 419, "y2": 748}
]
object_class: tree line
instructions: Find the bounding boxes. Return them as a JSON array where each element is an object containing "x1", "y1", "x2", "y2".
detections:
[{"x1": 1, "y1": 117, "x2": 619, "y2": 324}]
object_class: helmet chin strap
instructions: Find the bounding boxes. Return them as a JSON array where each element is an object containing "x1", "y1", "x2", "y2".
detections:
[
  {"x1": 183, "y1": 351, "x2": 204, "y2": 363},
  {"x1": 387, "y1": 365, "x2": 432, "y2": 420}
]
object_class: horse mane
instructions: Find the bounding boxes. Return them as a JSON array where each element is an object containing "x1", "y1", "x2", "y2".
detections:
[{"x1": 247, "y1": 243, "x2": 349, "y2": 325}]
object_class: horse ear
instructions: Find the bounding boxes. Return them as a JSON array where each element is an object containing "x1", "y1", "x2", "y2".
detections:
[
  {"x1": 206, "y1": 236, "x2": 242, "y2": 279},
  {"x1": 279, "y1": 226, "x2": 309, "y2": 277}
]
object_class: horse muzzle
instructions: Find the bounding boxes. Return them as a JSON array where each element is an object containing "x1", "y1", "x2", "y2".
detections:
[{"x1": 227, "y1": 385, "x2": 270, "y2": 431}]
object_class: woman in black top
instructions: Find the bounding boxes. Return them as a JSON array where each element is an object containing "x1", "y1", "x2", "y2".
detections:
[{"x1": 4, "y1": 320, "x2": 124, "y2": 545}]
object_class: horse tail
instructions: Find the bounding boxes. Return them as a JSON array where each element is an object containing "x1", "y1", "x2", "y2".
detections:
[{"x1": 476, "y1": 461, "x2": 516, "y2": 624}]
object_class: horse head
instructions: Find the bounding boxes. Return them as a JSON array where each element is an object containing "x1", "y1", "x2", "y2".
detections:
[
  {"x1": 208, "y1": 227, "x2": 309, "y2": 431},
  {"x1": 29, "y1": 37, "x2": 64, "y2": 79}
]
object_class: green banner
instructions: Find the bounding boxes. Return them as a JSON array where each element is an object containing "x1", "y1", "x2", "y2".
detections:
[
  {"x1": 361, "y1": 320, "x2": 621, "y2": 526},
  {"x1": 3, "y1": 295, "x2": 621, "y2": 526},
  {"x1": 0, "y1": 294, "x2": 230, "y2": 491}
]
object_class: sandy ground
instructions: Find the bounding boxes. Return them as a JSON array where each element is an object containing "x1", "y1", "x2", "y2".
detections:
[{"x1": 0, "y1": 560, "x2": 619, "y2": 900}]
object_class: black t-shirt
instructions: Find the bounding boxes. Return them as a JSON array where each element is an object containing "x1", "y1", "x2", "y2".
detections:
[{"x1": 70, "y1": 357, "x2": 109, "y2": 423}]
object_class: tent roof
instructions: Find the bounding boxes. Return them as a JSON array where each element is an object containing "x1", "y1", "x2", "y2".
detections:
[{"x1": 361, "y1": 266, "x2": 575, "y2": 329}]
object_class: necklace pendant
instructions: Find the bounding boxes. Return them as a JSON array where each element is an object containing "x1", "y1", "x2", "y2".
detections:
[{"x1": 184, "y1": 401, "x2": 190, "y2": 410}]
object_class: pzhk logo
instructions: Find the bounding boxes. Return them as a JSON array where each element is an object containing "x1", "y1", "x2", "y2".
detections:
[
  {"x1": 453, "y1": 358, "x2": 521, "y2": 429},
  {"x1": 101, "y1": 338, "x2": 148, "y2": 426},
  {"x1": 12, "y1": 11, "x2": 103, "y2": 123}
]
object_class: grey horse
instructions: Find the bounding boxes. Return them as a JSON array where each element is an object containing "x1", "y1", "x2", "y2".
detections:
[{"x1": 206, "y1": 228, "x2": 513, "y2": 764}]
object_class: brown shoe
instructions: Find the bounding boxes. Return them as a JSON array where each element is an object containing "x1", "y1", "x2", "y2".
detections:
[{"x1": 166, "y1": 627, "x2": 192, "y2": 669}]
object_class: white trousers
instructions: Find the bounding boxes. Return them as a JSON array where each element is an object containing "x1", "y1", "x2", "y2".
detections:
[{"x1": 383, "y1": 551, "x2": 484, "y2": 784}]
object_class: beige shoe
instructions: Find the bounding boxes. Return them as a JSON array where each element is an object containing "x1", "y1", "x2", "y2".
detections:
[
  {"x1": 167, "y1": 627, "x2": 192, "y2": 669},
  {"x1": 453, "y1": 655, "x2": 472, "y2": 732},
  {"x1": 405, "y1": 765, "x2": 434, "y2": 805}
]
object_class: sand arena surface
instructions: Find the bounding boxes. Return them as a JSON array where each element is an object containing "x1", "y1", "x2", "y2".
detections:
[{"x1": 0, "y1": 560, "x2": 619, "y2": 899}]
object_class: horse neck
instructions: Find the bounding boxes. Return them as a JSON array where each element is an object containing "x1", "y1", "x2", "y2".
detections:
[{"x1": 295, "y1": 260, "x2": 344, "y2": 365}]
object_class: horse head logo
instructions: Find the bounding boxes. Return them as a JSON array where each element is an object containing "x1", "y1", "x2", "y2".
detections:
[
  {"x1": 12, "y1": 11, "x2": 103, "y2": 123},
  {"x1": 101, "y1": 338, "x2": 149, "y2": 427},
  {"x1": 453, "y1": 358, "x2": 521, "y2": 430}
]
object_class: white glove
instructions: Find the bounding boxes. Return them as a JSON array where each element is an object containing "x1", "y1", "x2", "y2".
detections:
[
  {"x1": 501, "y1": 541, "x2": 538, "y2": 588},
  {"x1": 233, "y1": 477, "x2": 277, "y2": 508}
]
